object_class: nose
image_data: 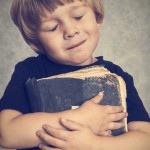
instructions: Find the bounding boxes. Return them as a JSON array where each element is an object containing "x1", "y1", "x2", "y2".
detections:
[{"x1": 63, "y1": 21, "x2": 79, "y2": 40}]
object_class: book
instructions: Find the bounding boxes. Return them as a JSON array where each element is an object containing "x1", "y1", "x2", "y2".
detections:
[{"x1": 25, "y1": 65, "x2": 127, "y2": 136}]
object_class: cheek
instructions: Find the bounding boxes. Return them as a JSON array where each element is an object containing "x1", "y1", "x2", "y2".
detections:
[
  {"x1": 85, "y1": 22, "x2": 100, "y2": 49},
  {"x1": 39, "y1": 34, "x2": 60, "y2": 51},
  {"x1": 83, "y1": 17, "x2": 100, "y2": 36},
  {"x1": 86, "y1": 24, "x2": 100, "y2": 40},
  {"x1": 84, "y1": 11, "x2": 100, "y2": 34}
]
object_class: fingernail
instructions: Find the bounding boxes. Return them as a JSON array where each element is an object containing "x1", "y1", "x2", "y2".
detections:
[
  {"x1": 121, "y1": 122, "x2": 125, "y2": 127},
  {"x1": 107, "y1": 130, "x2": 112, "y2": 135},
  {"x1": 61, "y1": 118, "x2": 67, "y2": 123},
  {"x1": 39, "y1": 144, "x2": 42, "y2": 149},
  {"x1": 98, "y1": 91, "x2": 104, "y2": 96},
  {"x1": 36, "y1": 131, "x2": 41, "y2": 136},
  {"x1": 42, "y1": 125, "x2": 47, "y2": 129}
]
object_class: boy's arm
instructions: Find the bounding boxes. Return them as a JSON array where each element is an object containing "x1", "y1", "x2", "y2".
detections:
[
  {"x1": 36, "y1": 120, "x2": 150, "y2": 150},
  {"x1": 94, "y1": 121, "x2": 150, "y2": 150},
  {"x1": 96, "y1": 121, "x2": 150, "y2": 150},
  {"x1": 0, "y1": 109, "x2": 76, "y2": 148},
  {"x1": 0, "y1": 93, "x2": 126, "y2": 149}
]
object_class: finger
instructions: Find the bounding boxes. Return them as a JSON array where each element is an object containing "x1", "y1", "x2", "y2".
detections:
[
  {"x1": 109, "y1": 112, "x2": 128, "y2": 121},
  {"x1": 60, "y1": 118, "x2": 84, "y2": 131},
  {"x1": 42, "y1": 125, "x2": 69, "y2": 141},
  {"x1": 36, "y1": 131, "x2": 64, "y2": 148},
  {"x1": 107, "y1": 122, "x2": 125, "y2": 130},
  {"x1": 39, "y1": 144, "x2": 61, "y2": 150},
  {"x1": 106, "y1": 105, "x2": 124, "y2": 113},
  {"x1": 90, "y1": 92, "x2": 104, "y2": 104}
]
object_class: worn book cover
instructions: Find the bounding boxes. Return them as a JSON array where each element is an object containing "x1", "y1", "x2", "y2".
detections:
[{"x1": 25, "y1": 66, "x2": 127, "y2": 136}]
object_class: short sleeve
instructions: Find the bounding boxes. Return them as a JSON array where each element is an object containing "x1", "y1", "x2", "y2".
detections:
[
  {"x1": 0, "y1": 63, "x2": 31, "y2": 114},
  {"x1": 114, "y1": 65, "x2": 150, "y2": 123}
]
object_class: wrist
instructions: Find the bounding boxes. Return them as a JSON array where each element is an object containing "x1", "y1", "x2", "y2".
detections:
[{"x1": 60, "y1": 108, "x2": 84, "y2": 123}]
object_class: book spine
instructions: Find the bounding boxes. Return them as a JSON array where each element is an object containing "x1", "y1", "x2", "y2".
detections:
[{"x1": 25, "y1": 78, "x2": 42, "y2": 112}]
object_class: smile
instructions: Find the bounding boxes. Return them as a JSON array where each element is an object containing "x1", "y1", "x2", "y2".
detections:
[{"x1": 67, "y1": 40, "x2": 86, "y2": 50}]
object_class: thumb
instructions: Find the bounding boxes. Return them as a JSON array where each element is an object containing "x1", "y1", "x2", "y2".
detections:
[
  {"x1": 60, "y1": 118, "x2": 84, "y2": 131},
  {"x1": 98, "y1": 130, "x2": 112, "y2": 136},
  {"x1": 91, "y1": 91, "x2": 104, "y2": 104}
]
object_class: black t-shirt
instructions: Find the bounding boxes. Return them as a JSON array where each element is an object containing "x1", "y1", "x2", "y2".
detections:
[{"x1": 0, "y1": 54, "x2": 149, "y2": 150}]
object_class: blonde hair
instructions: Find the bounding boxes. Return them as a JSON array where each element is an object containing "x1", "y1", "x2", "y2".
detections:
[{"x1": 10, "y1": 0, "x2": 104, "y2": 54}]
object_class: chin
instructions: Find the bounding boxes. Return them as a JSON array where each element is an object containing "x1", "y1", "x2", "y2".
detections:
[{"x1": 68, "y1": 56, "x2": 93, "y2": 66}]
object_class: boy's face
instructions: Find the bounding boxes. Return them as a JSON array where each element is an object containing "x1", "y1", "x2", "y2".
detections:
[{"x1": 38, "y1": 0, "x2": 101, "y2": 66}]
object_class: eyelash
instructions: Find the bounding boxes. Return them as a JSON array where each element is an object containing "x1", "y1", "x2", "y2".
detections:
[
  {"x1": 74, "y1": 15, "x2": 84, "y2": 21},
  {"x1": 48, "y1": 15, "x2": 84, "y2": 32},
  {"x1": 49, "y1": 25, "x2": 58, "y2": 32}
]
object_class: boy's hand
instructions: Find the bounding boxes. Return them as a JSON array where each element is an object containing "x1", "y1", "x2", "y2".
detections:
[
  {"x1": 37, "y1": 118, "x2": 99, "y2": 150},
  {"x1": 76, "y1": 92, "x2": 127, "y2": 135}
]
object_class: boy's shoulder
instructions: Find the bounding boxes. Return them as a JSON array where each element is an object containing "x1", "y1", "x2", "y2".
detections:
[
  {"x1": 99, "y1": 56, "x2": 133, "y2": 83},
  {"x1": 98, "y1": 56, "x2": 124, "y2": 74},
  {"x1": 16, "y1": 54, "x2": 46, "y2": 66},
  {"x1": 14, "y1": 54, "x2": 50, "y2": 71},
  {"x1": 11, "y1": 54, "x2": 51, "y2": 78}
]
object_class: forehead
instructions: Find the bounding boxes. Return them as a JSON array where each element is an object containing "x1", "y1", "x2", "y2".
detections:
[
  {"x1": 28, "y1": 0, "x2": 91, "y2": 27},
  {"x1": 38, "y1": 0, "x2": 90, "y2": 22},
  {"x1": 38, "y1": 0, "x2": 88, "y2": 14}
]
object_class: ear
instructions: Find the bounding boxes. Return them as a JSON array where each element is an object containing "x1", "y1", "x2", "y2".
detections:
[
  {"x1": 96, "y1": 18, "x2": 103, "y2": 25},
  {"x1": 96, "y1": 21, "x2": 102, "y2": 28},
  {"x1": 95, "y1": 12, "x2": 103, "y2": 25},
  {"x1": 97, "y1": 22, "x2": 100, "y2": 28}
]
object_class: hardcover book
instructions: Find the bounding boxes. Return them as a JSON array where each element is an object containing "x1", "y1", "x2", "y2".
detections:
[{"x1": 25, "y1": 65, "x2": 127, "y2": 136}]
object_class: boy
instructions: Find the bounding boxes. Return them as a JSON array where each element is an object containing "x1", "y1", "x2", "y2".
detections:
[{"x1": 0, "y1": 0, "x2": 150, "y2": 150}]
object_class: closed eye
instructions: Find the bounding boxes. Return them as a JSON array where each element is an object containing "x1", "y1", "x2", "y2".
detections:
[
  {"x1": 74, "y1": 15, "x2": 84, "y2": 21},
  {"x1": 49, "y1": 25, "x2": 58, "y2": 32}
]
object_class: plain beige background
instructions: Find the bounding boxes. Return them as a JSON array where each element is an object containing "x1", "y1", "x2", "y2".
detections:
[{"x1": 0, "y1": 0, "x2": 150, "y2": 149}]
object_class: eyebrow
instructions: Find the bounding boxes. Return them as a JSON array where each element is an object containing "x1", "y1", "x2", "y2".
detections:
[
  {"x1": 40, "y1": 2, "x2": 88, "y2": 23},
  {"x1": 70, "y1": 2, "x2": 88, "y2": 10}
]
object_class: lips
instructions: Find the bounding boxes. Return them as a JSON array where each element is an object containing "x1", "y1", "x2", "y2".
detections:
[{"x1": 67, "y1": 40, "x2": 86, "y2": 50}]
